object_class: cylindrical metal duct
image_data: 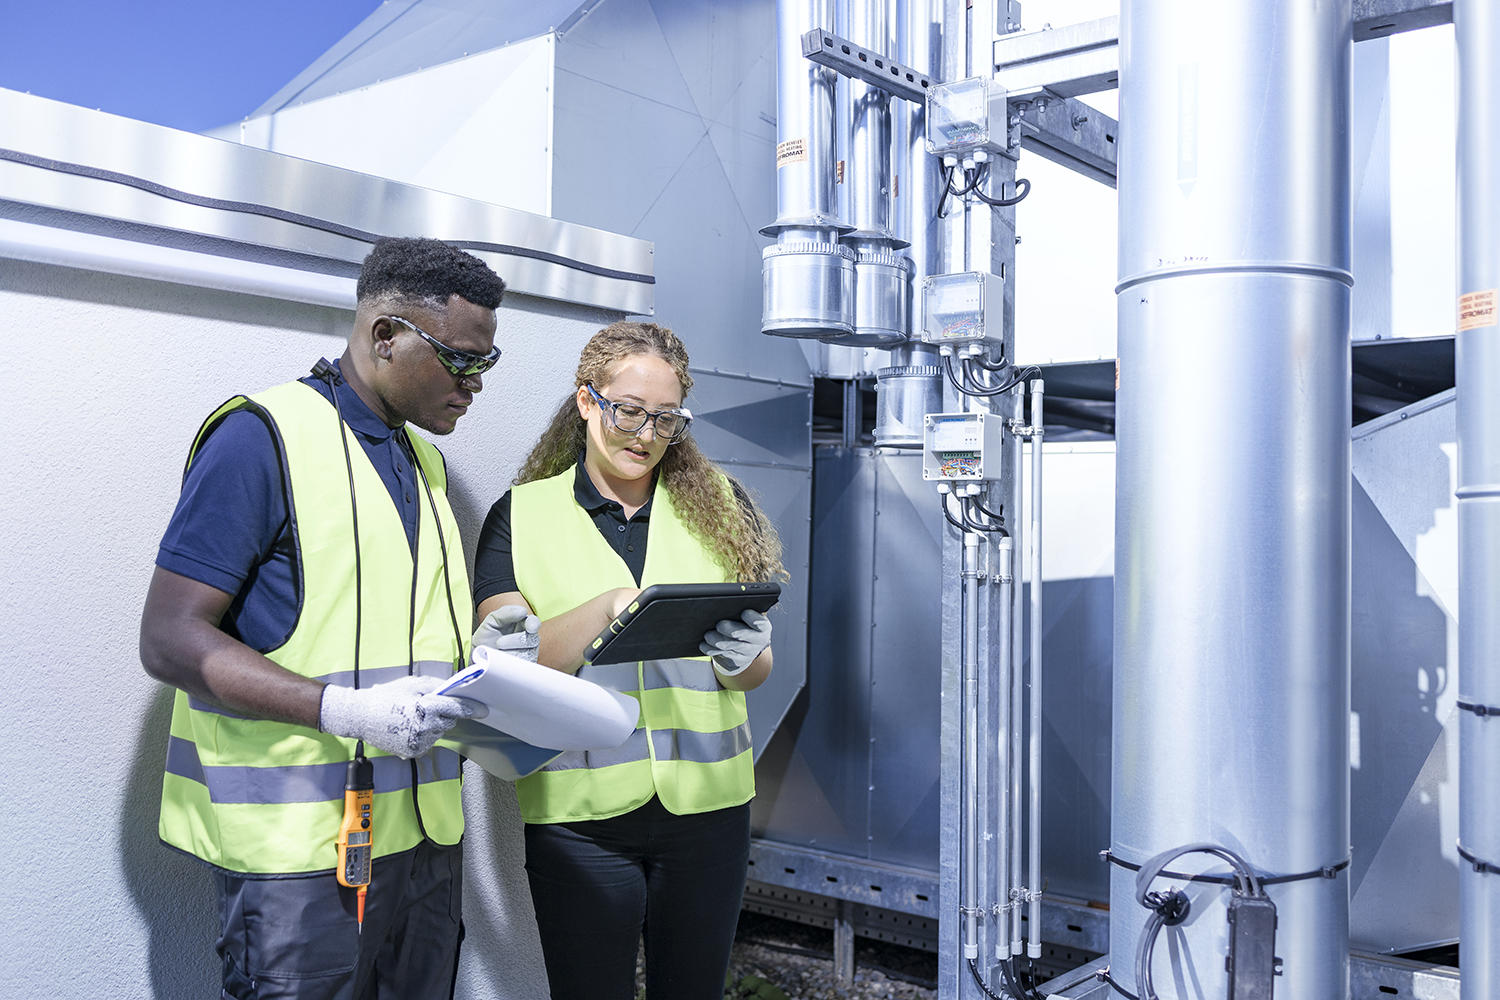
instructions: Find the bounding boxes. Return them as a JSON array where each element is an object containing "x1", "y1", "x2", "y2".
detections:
[
  {"x1": 873, "y1": 0, "x2": 942, "y2": 443},
  {"x1": 763, "y1": 0, "x2": 855, "y2": 339},
  {"x1": 1456, "y1": 2, "x2": 1500, "y2": 996},
  {"x1": 846, "y1": 0, "x2": 895, "y2": 242},
  {"x1": 828, "y1": 246, "x2": 910, "y2": 346},
  {"x1": 763, "y1": 238, "x2": 857, "y2": 338},
  {"x1": 768, "y1": 0, "x2": 840, "y2": 231},
  {"x1": 1111, "y1": 2, "x2": 1352, "y2": 997},
  {"x1": 834, "y1": 0, "x2": 909, "y2": 349}
]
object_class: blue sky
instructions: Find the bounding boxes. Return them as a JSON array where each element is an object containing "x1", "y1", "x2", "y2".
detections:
[{"x1": 0, "y1": 0, "x2": 385, "y2": 132}]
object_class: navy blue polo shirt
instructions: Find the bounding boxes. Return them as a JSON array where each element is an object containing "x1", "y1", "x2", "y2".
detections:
[
  {"x1": 155, "y1": 360, "x2": 424, "y2": 653},
  {"x1": 472, "y1": 459, "x2": 655, "y2": 607}
]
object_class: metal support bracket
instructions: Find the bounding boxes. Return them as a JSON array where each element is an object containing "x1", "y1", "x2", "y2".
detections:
[
  {"x1": 991, "y1": 16, "x2": 1120, "y2": 100},
  {"x1": 1012, "y1": 94, "x2": 1118, "y2": 188},
  {"x1": 802, "y1": 28, "x2": 934, "y2": 104},
  {"x1": 988, "y1": 1, "x2": 1453, "y2": 106}
]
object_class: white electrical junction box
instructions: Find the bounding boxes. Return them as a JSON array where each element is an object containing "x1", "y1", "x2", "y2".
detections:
[
  {"x1": 922, "y1": 412, "x2": 1008, "y2": 482},
  {"x1": 925, "y1": 76, "x2": 1008, "y2": 156},
  {"x1": 921, "y1": 270, "x2": 1005, "y2": 348}
]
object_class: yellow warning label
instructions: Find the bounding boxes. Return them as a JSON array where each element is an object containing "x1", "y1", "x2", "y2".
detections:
[
  {"x1": 836, "y1": 160, "x2": 845, "y2": 184},
  {"x1": 776, "y1": 138, "x2": 807, "y2": 168},
  {"x1": 1459, "y1": 289, "x2": 1498, "y2": 331}
]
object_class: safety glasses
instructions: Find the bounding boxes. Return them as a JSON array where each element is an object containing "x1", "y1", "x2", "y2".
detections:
[
  {"x1": 384, "y1": 315, "x2": 501, "y2": 378},
  {"x1": 585, "y1": 383, "x2": 693, "y2": 441}
]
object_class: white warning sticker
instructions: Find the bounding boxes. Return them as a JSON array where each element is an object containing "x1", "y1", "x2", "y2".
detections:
[
  {"x1": 1459, "y1": 289, "x2": 1498, "y2": 332},
  {"x1": 776, "y1": 138, "x2": 807, "y2": 168}
]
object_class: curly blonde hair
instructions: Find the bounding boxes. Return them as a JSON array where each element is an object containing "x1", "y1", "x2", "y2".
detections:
[{"x1": 516, "y1": 321, "x2": 788, "y2": 583}]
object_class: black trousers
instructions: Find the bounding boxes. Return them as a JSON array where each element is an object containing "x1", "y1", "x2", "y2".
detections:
[
  {"x1": 524, "y1": 798, "x2": 752, "y2": 1000},
  {"x1": 215, "y1": 839, "x2": 463, "y2": 1000}
]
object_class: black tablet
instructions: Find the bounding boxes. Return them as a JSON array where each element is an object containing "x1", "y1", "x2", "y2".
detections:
[{"x1": 583, "y1": 582, "x2": 781, "y2": 665}]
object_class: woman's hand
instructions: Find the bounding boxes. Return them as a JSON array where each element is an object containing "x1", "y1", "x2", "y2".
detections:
[{"x1": 701, "y1": 610, "x2": 774, "y2": 691}]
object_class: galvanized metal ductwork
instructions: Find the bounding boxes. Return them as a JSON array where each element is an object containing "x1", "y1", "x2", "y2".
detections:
[
  {"x1": 762, "y1": 0, "x2": 854, "y2": 339},
  {"x1": 1456, "y1": 2, "x2": 1500, "y2": 996},
  {"x1": 874, "y1": 0, "x2": 942, "y2": 448},
  {"x1": 1111, "y1": 1, "x2": 1352, "y2": 996},
  {"x1": 831, "y1": 0, "x2": 911, "y2": 349}
]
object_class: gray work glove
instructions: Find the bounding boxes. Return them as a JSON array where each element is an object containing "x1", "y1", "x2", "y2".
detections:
[
  {"x1": 319, "y1": 675, "x2": 476, "y2": 759},
  {"x1": 472, "y1": 605, "x2": 541, "y2": 664},
  {"x1": 700, "y1": 609, "x2": 773, "y2": 677}
]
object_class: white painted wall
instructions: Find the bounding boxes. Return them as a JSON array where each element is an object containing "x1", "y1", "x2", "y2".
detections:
[
  {"x1": 1, "y1": 257, "x2": 612, "y2": 999},
  {"x1": 222, "y1": 37, "x2": 556, "y2": 216}
]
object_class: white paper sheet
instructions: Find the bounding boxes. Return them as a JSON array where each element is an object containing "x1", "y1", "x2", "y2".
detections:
[{"x1": 439, "y1": 644, "x2": 639, "y2": 755}]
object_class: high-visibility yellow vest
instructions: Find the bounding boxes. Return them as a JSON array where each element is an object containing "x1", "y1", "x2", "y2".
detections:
[
  {"x1": 158, "y1": 380, "x2": 468, "y2": 875},
  {"x1": 511, "y1": 466, "x2": 755, "y2": 823}
]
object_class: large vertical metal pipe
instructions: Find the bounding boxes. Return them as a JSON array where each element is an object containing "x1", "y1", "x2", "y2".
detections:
[
  {"x1": 1112, "y1": 2, "x2": 1352, "y2": 997},
  {"x1": 846, "y1": 0, "x2": 894, "y2": 242},
  {"x1": 835, "y1": 0, "x2": 910, "y2": 348},
  {"x1": 1457, "y1": 2, "x2": 1500, "y2": 996},
  {"x1": 874, "y1": 0, "x2": 943, "y2": 448},
  {"x1": 762, "y1": 0, "x2": 855, "y2": 339}
]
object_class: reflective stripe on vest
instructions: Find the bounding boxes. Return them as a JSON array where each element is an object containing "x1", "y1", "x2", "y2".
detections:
[
  {"x1": 157, "y1": 382, "x2": 470, "y2": 874},
  {"x1": 510, "y1": 466, "x2": 755, "y2": 823}
]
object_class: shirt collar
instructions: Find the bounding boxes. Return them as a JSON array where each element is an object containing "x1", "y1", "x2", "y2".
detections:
[
  {"x1": 306, "y1": 359, "x2": 401, "y2": 443},
  {"x1": 572, "y1": 454, "x2": 654, "y2": 516}
]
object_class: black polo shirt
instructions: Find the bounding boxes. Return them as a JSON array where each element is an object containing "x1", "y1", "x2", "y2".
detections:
[{"x1": 472, "y1": 460, "x2": 655, "y2": 607}]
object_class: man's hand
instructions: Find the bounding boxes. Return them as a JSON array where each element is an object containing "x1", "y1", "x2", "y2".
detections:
[
  {"x1": 319, "y1": 675, "x2": 476, "y2": 758},
  {"x1": 472, "y1": 605, "x2": 541, "y2": 663},
  {"x1": 700, "y1": 610, "x2": 773, "y2": 677}
]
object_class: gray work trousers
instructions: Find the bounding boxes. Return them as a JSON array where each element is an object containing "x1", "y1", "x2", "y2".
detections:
[{"x1": 215, "y1": 839, "x2": 463, "y2": 1000}]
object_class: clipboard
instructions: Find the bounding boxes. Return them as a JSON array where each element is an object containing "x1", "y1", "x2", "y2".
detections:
[{"x1": 584, "y1": 582, "x2": 781, "y2": 666}]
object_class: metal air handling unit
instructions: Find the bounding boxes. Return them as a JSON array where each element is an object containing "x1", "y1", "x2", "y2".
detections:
[{"x1": 750, "y1": 0, "x2": 1477, "y2": 998}]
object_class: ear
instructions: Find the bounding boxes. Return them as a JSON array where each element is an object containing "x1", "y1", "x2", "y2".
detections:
[
  {"x1": 575, "y1": 385, "x2": 594, "y2": 421},
  {"x1": 370, "y1": 316, "x2": 396, "y2": 362}
]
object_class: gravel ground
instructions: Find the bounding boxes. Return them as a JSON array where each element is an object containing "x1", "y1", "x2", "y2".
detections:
[{"x1": 636, "y1": 912, "x2": 938, "y2": 1000}]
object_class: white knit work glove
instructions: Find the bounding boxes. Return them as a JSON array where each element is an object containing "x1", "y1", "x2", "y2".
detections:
[
  {"x1": 700, "y1": 609, "x2": 773, "y2": 678},
  {"x1": 472, "y1": 605, "x2": 541, "y2": 664},
  {"x1": 319, "y1": 675, "x2": 476, "y2": 759}
]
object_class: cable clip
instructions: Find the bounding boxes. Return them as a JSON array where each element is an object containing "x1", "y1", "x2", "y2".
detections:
[{"x1": 1143, "y1": 888, "x2": 1190, "y2": 926}]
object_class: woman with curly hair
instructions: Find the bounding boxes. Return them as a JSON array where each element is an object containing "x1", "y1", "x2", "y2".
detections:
[{"x1": 471, "y1": 320, "x2": 787, "y2": 1000}]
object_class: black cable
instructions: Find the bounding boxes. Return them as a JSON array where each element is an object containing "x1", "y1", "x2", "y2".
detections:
[
  {"x1": 937, "y1": 162, "x2": 957, "y2": 219},
  {"x1": 967, "y1": 957, "x2": 1016, "y2": 1000},
  {"x1": 411, "y1": 441, "x2": 468, "y2": 674},
  {"x1": 943, "y1": 353, "x2": 1008, "y2": 397},
  {"x1": 1099, "y1": 965, "x2": 1141, "y2": 999},
  {"x1": 989, "y1": 363, "x2": 1044, "y2": 396},
  {"x1": 941, "y1": 493, "x2": 970, "y2": 533},
  {"x1": 945, "y1": 354, "x2": 1041, "y2": 399},
  {"x1": 971, "y1": 350, "x2": 1010, "y2": 371},
  {"x1": 961, "y1": 497, "x2": 1009, "y2": 536},
  {"x1": 974, "y1": 176, "x2": 1033, "y2": 208},
  {"x1": 975, "y1": 499, "x2": 1005, "y2": 523}
]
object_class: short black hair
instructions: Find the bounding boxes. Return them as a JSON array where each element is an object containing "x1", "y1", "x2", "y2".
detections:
[{"x1": 356, "y1": 236, "x2": 506, "y2": 311}]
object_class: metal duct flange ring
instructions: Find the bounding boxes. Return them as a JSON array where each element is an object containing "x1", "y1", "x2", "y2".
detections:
[
  {"x1": 818, "y1": 247, "x2": 912, "y2": 348},
  {"x1": 761, "y1": 240, "x2": 856, "y2": 339}
]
